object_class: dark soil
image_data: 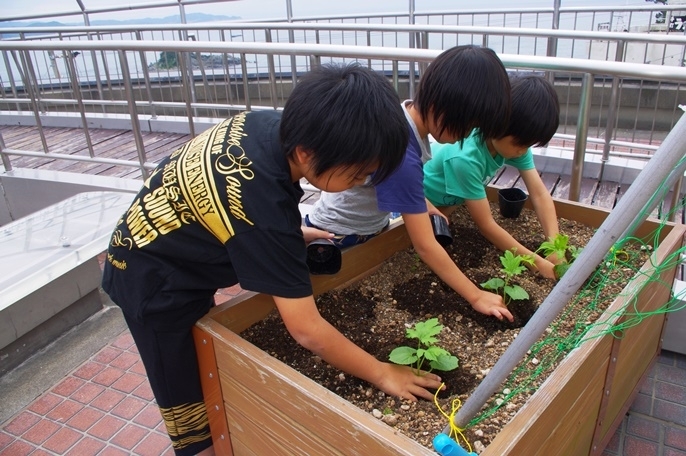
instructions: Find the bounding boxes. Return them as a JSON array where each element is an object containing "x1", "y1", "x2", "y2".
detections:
[{"x1": 241, "y1": 203, "x2": 646, "y2": 452}]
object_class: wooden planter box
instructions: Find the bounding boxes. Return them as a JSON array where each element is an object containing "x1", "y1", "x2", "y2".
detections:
[{"x1": 193, "y1": 194, "x2": 685, "y2": 456}]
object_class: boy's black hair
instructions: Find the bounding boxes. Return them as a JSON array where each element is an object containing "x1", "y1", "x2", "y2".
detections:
[
  {"x1": 413, "y1": 45, "x2": 511, "y2": 142},
  {"x1": 503, "y1": 73, "x2": 560, "y2": 147},
  {"x1": 280, "y1": 63, "x2": 408, "y2": 185}
]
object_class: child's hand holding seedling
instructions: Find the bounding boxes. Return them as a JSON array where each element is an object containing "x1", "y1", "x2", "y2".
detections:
[
  {"x1": 481, "y1": 249, "x2": 535, "y2": 305},
  {"x1": 389, "y1": 318, "x2": 458, "y2": 375},
  {"x1": 537, "y1": 233, "x2": 582, "y2": 279}
]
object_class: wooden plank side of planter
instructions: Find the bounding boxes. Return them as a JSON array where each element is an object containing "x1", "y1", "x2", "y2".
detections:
[
  {"x1": 196, "y1": 197, "x2": 681, "y2": 456},
  {"x1": 483, "y1": 335, "x2": 613, "y2": 456},
  {"x1": 198, "y1": 318, "x2": 432, "y2": 456},
  {"x1": 485, "y1": 186, "x2": 672, "y2": 241},
  {"x1": 483, "y1": 224, "x2": 686, "y2": 456},
  {"x1": 192, "y1": 326, "x2": 233, "y2": 455},
  {"x1": 593, "y1": 224, "x2": 686, "y2": 448},
  {"x1": 206, "y1": 219, "x2": 412, "y2": 335}
]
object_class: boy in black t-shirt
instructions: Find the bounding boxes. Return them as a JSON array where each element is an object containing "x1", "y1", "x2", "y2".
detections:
[{"x1": 102, "y1": 63, "x2": 443, "y2": 456}]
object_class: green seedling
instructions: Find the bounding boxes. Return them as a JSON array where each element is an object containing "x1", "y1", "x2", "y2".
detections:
[
  {"x1": 481, "y1": 249, "x2": 535, "y2": 304},
  {"x1": 537, "y1": 233, "x2": 582, "y2": 278},
  {"x1": 388, "y1": 318, "x2": 458, "y2": 375}
]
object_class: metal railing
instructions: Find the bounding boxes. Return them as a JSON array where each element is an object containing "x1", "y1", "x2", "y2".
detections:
[
  {"x1": 1, "y1": 38, "x2": 685, "y2": 201},
  {"x1": 2, "y1": 10, "x2": 686, "y2": 153}
]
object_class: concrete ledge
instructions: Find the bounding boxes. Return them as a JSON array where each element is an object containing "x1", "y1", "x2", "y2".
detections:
[
  {"x1": 0, "y1": 192, "x2": 133, "y2": 373},
  {"x1": 0, "y1": 278, "x2": 104, "y2": 376},
  {"x1": 532, "y1": 146, "x2": 646, "y2": 185}
]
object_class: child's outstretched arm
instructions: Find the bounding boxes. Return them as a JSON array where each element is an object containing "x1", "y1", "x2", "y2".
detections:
[
  {"x1": 401, "y1": 212, "x2": 514, "y2": 322},
  {"x1": 519, "y1": 169, "x2": 559, "y2": 241},
  {"x1": 464, "y1": 196, "x2": 557, "y2": 280},
  {"x1": 273, "y1": 295, "x2": 445, "y2": 401}
]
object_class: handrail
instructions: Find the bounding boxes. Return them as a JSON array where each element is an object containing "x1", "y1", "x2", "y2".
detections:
[
  {"x1": 2, "y1": 2, "x2": 683, "y2": 25},
  {"x1": 3, "y1": 40, "x2": 686, "y2": 82},
  {"x1": 3, "y1": 23, "x2": 686, "y2": 47}
]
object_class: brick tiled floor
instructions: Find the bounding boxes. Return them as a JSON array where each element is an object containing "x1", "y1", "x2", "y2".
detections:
[
  {"x1": 602, "y1": 350, "x2": 686, "y2": 456},
  {"x1": 1, "y1": 284, "x2": 684, "y2": 455},
  {"x1": 0, "y1": 284, "x2": 250, "y2": 456}
]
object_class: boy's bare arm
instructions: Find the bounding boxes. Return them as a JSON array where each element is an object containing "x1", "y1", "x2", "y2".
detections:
[
  {"x1": 519, "y1": 168, "x2": 559, "y2": 240},
  {"x1": 400, "y1": 212, "x2": 513, "y2": 322},
  {"x1": 464, "y1": 196, "x2": 556, "y2": 279},
  {"x1": 272, "y1": 294, "x2": 444, "y2": 401}
]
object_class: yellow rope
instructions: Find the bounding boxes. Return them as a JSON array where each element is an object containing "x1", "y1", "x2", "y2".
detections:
[{"x1": 433, "y1": 383, "x2": 473, "y2": 453}]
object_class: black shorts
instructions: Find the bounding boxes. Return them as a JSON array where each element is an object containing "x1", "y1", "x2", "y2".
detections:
[{"x1": 122, "y1": 297, "x2": 214, "y2": 456}]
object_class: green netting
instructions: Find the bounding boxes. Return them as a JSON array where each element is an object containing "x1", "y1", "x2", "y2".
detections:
[{"x1": 466, "y1": 156, "x2": 686, "y2": 429}]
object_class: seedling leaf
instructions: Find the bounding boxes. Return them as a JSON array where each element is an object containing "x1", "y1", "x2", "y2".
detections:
[{"x1": 388, "y1": 346, "x2": 418, "y2": 365}]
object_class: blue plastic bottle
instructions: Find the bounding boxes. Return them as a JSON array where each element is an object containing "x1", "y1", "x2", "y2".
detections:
[{"x1": 432, "y1": 433, "x2": 477, "y2": 456}]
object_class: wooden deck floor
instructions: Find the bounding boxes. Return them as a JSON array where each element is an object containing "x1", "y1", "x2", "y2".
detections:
[{"x1": 2, "y1": 124, "x2": 683, "y2": 223}]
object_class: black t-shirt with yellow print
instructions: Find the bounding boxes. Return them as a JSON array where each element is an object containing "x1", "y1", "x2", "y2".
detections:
[{"x1": 102, "y1": 110, "x2": 312, "y2": 322}]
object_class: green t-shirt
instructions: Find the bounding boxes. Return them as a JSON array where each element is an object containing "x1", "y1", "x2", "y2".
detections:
[{"x1": 423, "y1": 130, "x2": 535, "y2": 207}]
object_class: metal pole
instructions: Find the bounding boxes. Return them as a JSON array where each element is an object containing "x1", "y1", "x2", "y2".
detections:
[
  {"x1": 118, "y1": 50, "x2": 150, "y2": 180},
  {"x1": 0, "y1": 132, "x2": 12, "y2": 172},
  {"x1": 63, "y1": 50, "x2": 95, "y2": 158},
  {"x1": 451, "y1": 112, "x2": 686, "y2": 430},
  {"x1": 136, "y1": 30, "x2": 158, "y2": 119},
  {"x1": 264, "y1": 29, "x2": 279, "y2": 110},
  {"x1": 15, "y1": 50, "x2": 49, "y2": 153},
  {"x1": 78, "y1": 4, "x2": 106, "y2": 115},
  {"x1": 598, "y1": 41, "x2": 625, "y2": 183},
  {"x1": 569, "y1": 72, "x2": 593, "y2": 202},
  {"x1": 408, "y1": 0, "x2": 416, "y2": 98},
  {"x1": 547, "y1": 0, "x2": 562, "y2": 58}
]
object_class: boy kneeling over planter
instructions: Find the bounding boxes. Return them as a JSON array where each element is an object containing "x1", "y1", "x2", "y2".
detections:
[
  {"x1": 423, "y1": 74, "x2": 562, "y2": 279},
  {"x1": 101, "y1": 63, "x2": 444, "y2": 456}
]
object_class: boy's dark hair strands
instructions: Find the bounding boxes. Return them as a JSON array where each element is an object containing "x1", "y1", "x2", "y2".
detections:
[
  {"x1": 414, "y1": 45, "x2": 511, "y2": 142},
  {"x1": 504, "y1": 73, "x2": 560, "y2": 147},
  {"x1": 280, "y1": 63, "x2": 408, "y2": 185}
]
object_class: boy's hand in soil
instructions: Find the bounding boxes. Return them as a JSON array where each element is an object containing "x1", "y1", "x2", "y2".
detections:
[
  {"x1": 375, "y1": 363, "x2": 445, "y2": 402},
  {"x1": 470, "y1": 291, "x2": 514, "y2": 322},
  {"x1": 275, "y1": 294, "x2": 444, "y2": 403}
]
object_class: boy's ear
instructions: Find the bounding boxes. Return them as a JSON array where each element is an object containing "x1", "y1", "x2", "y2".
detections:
[{"x1": 293, "y1": 146, "x2": 313, "y2": 166}]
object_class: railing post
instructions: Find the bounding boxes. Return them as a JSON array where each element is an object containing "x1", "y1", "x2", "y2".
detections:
[
  {"x1": 0, "y1": 132, "x2": 12, "y2": 172},
  {"x1": 408, "y1": 0, "x2": 416, "y2": 98},
  {"x1": 285, "y1": 2, "x2": 298, "y2": 88},
  {"x1": 136, "y1": 31, "x2": 157, "y2": 119},
  {"x1": 599, "y1": 40, "x2": 626, "y2": 183},
  {"x1": 264, "y1": 29, "x2": 279, "y2": 110},
  {"x1": 80, "y1": 10, "x2": 106, "y2": 114},
  {"x1": 63, "y1": 49, "x2": 95, "y2": 158},
  {"x1": 547, "y1": 0, "x2": 561, "y2": 58},
  {"x1": 240, "y1": 53, "x2": 250, "y2": 111},
  {"x1": 15, "y1": 50, "x2": 49, "y2": 154},
  {"x1": 570, "y1": 72, "x2": 594, "y2": 202},
  {"x1": 2, "y1": 50, "x2": 21, "y2": 112},
  {"x1": 118, "y1": 50, "x2": 150, "y2": 180},
  {"x1": 176, "y1": 44, "x2": 196, "y2": 137}
]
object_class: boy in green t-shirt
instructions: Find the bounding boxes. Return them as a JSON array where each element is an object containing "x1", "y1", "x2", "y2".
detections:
[{"x1": 423, "y1": 74, "x2": 561, "y2": 279}]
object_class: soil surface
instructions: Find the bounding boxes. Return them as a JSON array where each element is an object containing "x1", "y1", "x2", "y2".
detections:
[{"x1": 242, "y1": 203, "x2": 646, "y2": 453}]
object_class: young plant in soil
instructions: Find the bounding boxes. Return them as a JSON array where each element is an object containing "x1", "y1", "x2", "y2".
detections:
[
  {"x1": 537, "y1": 233, "x2": 582, "y2": 278},
  {"x1": 388, "y1": 317, "x2": 458, "y2": 375},
  {"x1": 480, "y1": 249, "x2": 535, "y2": 305}
]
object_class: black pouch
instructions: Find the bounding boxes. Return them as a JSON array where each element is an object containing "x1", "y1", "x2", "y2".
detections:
[
  {"x1": 430, "y1": 214, "x2": 453, "y2": 248},
  {"x1": 306, "y1": 239, "x2": 342, "y2": 275}
]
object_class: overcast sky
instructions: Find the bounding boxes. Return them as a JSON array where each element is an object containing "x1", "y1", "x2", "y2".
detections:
[{"x1": 1, "y1": 0, "x2": 647, "y2": 23}]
